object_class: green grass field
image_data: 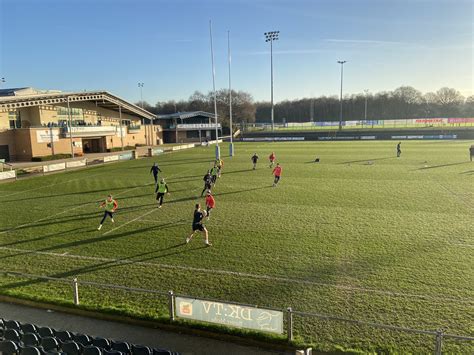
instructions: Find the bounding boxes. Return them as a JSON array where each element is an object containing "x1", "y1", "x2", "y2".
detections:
[{"x1": 0, "y1": 141, "x2": 473, "y2": 353}]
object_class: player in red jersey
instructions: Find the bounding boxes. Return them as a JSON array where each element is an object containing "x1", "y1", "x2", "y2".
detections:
[
  {"x1": 269, "y1": 152, "x2": 276, "y2": 168},
  {"x1": 205, "y1": 191, "x2": 215, "y2": 220},
  {"x1": 272, "y1": 163, "x2": 282, "y2": 187}
]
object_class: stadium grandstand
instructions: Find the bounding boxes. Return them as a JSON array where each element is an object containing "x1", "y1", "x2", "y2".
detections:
[{"x1": 0, "y1": 88, "x2": 160, "y2": 162}]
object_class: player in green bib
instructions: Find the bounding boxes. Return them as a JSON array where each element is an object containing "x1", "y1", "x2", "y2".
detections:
[
  {"x1": 210, "y1": 165, "x2": 219, "y2": 186},
  {"x1": 155, "y1": 178, "x2": 170, "y2": 208},
  {"x1": 98, "y1": 195, "x2": 117, "y2": 230}
]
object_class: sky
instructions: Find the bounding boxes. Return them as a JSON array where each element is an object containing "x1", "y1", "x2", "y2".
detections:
[{"x1": 0, "y1": 0, "x2": 472, "y2": 104}]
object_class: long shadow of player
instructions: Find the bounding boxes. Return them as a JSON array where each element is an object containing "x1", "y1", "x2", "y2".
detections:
[
  {"x1": 0, "y1": 244, "x2": 206, "y2": 292},
  {"x1": 213, "y1": 186, "x2": 272, "y2": 197},
  {"x1": 0, "y1": 186, "x2": 141, "y2": 203},
  {"x1": 418, "y1": 161, "x2": 470, "y2": 170},
  {"x1": 0, "y1": 227, "x2": 86, "y2": 248},
  {"x1": 338, "y1": 157, "x2": 393, "y2": 165}
]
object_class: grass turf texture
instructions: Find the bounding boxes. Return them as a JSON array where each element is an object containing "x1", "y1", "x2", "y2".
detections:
[{"x1": 0, "y1": 141, "x2": 472, "y2": 353}]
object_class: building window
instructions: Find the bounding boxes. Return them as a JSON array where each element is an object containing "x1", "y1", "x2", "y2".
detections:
[
  {"x1": 56, "y1": 107, "x2": 85, "y2": 125},
  {"x1": 8, "y1": 111, "x2": 21, "y2": 129},
  {"x1": 186, "y1": 130, "x2": 200, "y2": 138}
]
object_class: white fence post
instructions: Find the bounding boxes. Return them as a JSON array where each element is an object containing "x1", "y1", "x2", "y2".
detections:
[
  {"x1": 287, "y1": 307, "x2": 293, "y2": 342},
  {"x1": 168, "y1": 290, "x2": 175, "y2": 321},
  {"x1": 434, "y1": 329, "x2": 443, "y2": 355},
  {"x1": 72, "y1": 278, "x2": 80, "y2": 305}
]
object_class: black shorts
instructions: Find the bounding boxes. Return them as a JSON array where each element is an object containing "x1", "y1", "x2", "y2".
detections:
[
  {"x1": 274, "y1": 175, "x2": 281, "y2": 182},
  {"x1": 192, "y1": 223, "x2": 205, "y2": 232},
  {"x1": 156, "y1": 192, "x2": 165, "y2": 200}
]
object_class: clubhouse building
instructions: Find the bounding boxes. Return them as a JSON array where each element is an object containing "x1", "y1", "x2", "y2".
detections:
[
  {"x1": 154, "y1": 111, "x2": 222, "y2": 144},
  {"x1": 0, "y1": 88, "x2": 160, "y2": 161}
]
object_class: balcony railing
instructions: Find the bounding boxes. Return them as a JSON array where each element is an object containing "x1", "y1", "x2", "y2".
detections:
[
  {"x1": 169, "y1": 123, "x2": 222, "y2": 130},
  {"x1": 61, "y1": 126, "x2": 118, "y2": 137}
]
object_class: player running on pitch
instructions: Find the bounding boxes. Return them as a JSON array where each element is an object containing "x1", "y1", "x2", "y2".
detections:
[
  {"x1": 201, "y1": 170, "x2": 213, "y2": 197},
  {"x1": 216, "y1": 158, "x2": 224, "y2": 177},
  {"x1": 205, "y1": 190, "x2": 215, "y2": 220},
  {"x1": 272, "y1": 163, "x2": 282, "y2": 187},
  {"x1": 210, "y1": 164, "x2": 219, "y2": 186},
  {"x1": 155, "y1": 178, "x2": 170, "y2": 208},
  {"x1": 150, "y1": 162, "x2": 162, "y2": 185},
  {"x1": 396, "y1": 142, "x2": 402, "y2": 158},
  {"x1": 98, "y1": 195, "x2": 118, "y2": 230},
  {"x1": 251, "y1": 153, "x2": 259, "y2": 170},
  {"x1": 269, "y1": 152, "x2": 276, "y2": 168},
  {"x1": 186, "y1": 203, "x2": 212, "y2": 246}
]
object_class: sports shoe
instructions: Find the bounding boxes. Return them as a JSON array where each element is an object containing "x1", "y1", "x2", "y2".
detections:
[
  {"x1": 186, "y1": 238, "x2": 190, "y2": 244},
  {"x1": 205, "y1": 241, "x2": 212, "y2": 247},
  {"x1": 97, "y1": 225, "x2": 102, "y2": 231},
  {"x1": 158, "y1": 205, "x2": 162, "y2": 209},
  {"x1": 111, "y1": 219, "x2": 115, "y2": 223}
]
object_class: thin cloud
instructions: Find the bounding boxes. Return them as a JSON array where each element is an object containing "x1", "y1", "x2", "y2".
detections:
[
  {"x1": 323, "y1": 38, "x2": 473, "y2": 51},
  {"x1": 237, "y1": 49, "x2": 331, "y2": 56},
  {"x1": 324, "y1": 39, "x2": 407, "y2": 45}
]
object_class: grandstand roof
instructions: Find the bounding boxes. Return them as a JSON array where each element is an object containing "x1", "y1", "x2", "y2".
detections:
[{"x1": 0, "y1": 88, "x2": 155, "y2": 120}]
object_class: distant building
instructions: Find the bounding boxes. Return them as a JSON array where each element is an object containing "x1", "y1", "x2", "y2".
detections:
[
  {"x1": 0, "y1": 88, "x2": 161, "y2": 161},
  {"x1": 155, "y1": 111, "x2": 221, "y2": 143}
]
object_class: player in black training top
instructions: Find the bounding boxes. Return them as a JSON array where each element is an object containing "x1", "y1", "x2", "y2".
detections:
[
  {"x1": 396, "y1": 142, "x2": 402, "y2": 158},
  {"x1": 186, "y1": 203, "x2": 212, "y2": 246},
  {"x1": 201, "y1": 170, "x2": 213, "y2": 197},
  {"x1": 251, "y1": 153, "x2": 259, "y2": 170},
  {"x1": 150, "y1": 162, "x2": 162, "y2": 184}
]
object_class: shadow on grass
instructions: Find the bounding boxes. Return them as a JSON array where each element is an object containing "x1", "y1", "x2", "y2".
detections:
[
  {"x1": 338, "y1": 157, "x2": 393, "y2": 165},
  {"x1": 460, "y1": 170, "x2": 474, "y2": 174},
  {"x1": 0, "y1": 185, "x2": 146, "y2": 204},
  {"x1": 0, "y1": 227, "x2": 87, "y2": 248},
  {"x1": 417, "y1": 161, "x2": 470, "y2": 170},
  {"x1": 0, "y1": 218, "x2": 191, "y2": 264},
  {"x1": 0, "y1": 243, "x2": 208, "y2": 292},
  {"x1": 124, "y1": 158, "x2": 214, "y2": 170}
]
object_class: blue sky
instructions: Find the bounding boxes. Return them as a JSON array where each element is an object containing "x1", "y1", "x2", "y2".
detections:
[{"x1": 0, "y1": 0, "x2": 472, "y2": 104}]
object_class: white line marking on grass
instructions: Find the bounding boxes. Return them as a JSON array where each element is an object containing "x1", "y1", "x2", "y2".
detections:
[
  {"x1": 102, "y1": 209, "x2": 158, "y2": 235},
  {"x1": 101, "y1": 166, "x2": 200, "y2": 235},
  {"x1": 139, "y1": 219, "x2": 187, "y2": 225},
  {"x1": 436, "y1": 181, "x2": 473, "y2": 210},
  {"x1": 0, "y1": 172, "x2": 106, "y2": 198},
  {"x1": 0, "y1": 162, "x2": 196, "y2": 236},
  {"x1": 0, "y1": 203, "x2": 88, "y2": 235},
  {"x1": 0, "y1": 182, "x2": 153, "y2": 236},
  {"x1": 0, "y1": 246, "x2": 471, "y2": 305}
]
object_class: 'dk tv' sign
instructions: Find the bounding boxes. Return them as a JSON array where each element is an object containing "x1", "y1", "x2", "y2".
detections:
[{"x1": 175, "y1": 297, "x2": 284, "y2": 334}]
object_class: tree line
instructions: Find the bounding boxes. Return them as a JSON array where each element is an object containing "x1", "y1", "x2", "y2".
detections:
[{"x1": 138, "y1": 86, "x2": 474, "y2": 127}]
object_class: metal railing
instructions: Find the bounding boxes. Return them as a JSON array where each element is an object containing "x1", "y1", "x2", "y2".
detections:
[
  {"x1": 0, "y1": 161, "x2": 13, "y2": 172},
  {"x1": 1, "y1": 271, "x2": 472, "y2": 354}
]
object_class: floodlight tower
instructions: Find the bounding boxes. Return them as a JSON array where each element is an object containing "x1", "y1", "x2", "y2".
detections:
[
  {"x1": 265, "y1": 31, "x2": 279, "y2": 131},
  {"x1": 337, "y1": 60, "x2": 347, "y2": 130}
]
